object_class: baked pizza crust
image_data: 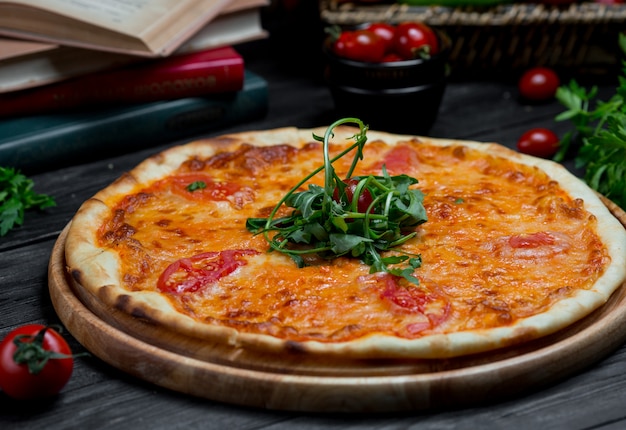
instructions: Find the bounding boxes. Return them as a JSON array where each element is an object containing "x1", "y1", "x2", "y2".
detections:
[{"x1": 64, "y1": 126, "x2": 626, "y2": 359}]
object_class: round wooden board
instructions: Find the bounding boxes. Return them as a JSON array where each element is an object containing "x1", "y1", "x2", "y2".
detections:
[{"x1": 48, "y1": 198, "x2": 626, "y2": 413}]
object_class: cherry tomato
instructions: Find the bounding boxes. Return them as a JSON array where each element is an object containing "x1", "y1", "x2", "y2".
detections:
[
  {"x1": 516, "y1": 128, "x2": 560, "y2": 158},
  {"x1": 333, "y1": 29, "x2": 386, "y2": 63},
  {"x1": 333, "y1": 178, "x2": 375, "y2": 214},
  {"x1": 0, "y1": 324, "x2": 75, "y2": 399},
  {"x1": 393, "y1": 22, "x2": 439, "y2": 60},
  {"x1": 518, "y1": 67, "x2": 560, "y2": 101},
  {"x1": 364, "y1": 22, "x2": 396, "y2": 53}
]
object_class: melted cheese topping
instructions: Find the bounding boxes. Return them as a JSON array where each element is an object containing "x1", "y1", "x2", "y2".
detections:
[{"x1": 96, "y1": 139, "x2": 610, "y2": 342}]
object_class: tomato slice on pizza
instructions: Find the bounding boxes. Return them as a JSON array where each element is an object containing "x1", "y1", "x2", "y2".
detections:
[
  {"x1": 157, "y1": 249, "x2": 260, "y2": 294},
  {"x1": 378, "y1": 274, "x2": 451, "y2": 335}
]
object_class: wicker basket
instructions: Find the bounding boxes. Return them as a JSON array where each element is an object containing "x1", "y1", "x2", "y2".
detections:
[{"x1": 319, "y1": 1, "x2": 626, "y2": 79}]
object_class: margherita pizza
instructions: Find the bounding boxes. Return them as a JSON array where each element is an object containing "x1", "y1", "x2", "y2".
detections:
[{"x1": 64, "y1": 120, "x2": 626, "y2": 359}]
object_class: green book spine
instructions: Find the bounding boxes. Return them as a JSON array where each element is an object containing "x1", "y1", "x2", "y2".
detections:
[{"x1": 0, "y1": 70, "x2": 268, "y2": 173}]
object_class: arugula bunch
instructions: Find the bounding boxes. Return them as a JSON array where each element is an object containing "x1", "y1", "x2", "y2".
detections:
[
  {"x1": 0, "y1": 167, "x2": 56, "y2": 236},
  {"x1": 246, "y1": 118, "x2": 428, "y2": 285},
  {"x1": 554, "y1": 33, "x2": 626, "y2": 209}
]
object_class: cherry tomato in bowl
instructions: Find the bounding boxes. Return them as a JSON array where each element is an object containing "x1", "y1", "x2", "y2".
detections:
[
  {"x1": 332, "y1": 29, "x2": 386, "y2": 63},
  {"x1": 517, "y1": 128, "x2": 560, "y2": 158},
  {"x1": 518, "y1": 67, "x2": 560, "y2": 101},
  {"x1": 0, "y1": 324, "x2": 76, "y2": 399},
  {"x1": 323, "y1": 21, "x2": 450, "y2": 134},
  {"x1": 327, "y1": 21, "x2": 441, "y2": 63},
  {"x1": 364, "y1": 22, "x2": 396, "y2": 54},
  {"x1": 393, "y1": 21, "x2": 439, "y2": 60}
]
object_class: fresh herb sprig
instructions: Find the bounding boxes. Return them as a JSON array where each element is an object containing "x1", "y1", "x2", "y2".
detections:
[
  {"x1": 246, "y1": 118, "x2": 427, "y2": 284},
  {"x1": 0, "y1": 167, "x2": 56, "y2": 236},
  {"x1": 553, "y1": 33, "x2": 626, "y2": 209}
]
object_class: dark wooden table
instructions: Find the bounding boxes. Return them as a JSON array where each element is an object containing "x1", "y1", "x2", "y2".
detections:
[{"x1": 1, "y1": 16, "x2": 625, "y2": 428}]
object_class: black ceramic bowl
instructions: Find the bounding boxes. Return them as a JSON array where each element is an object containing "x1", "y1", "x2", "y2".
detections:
[{"x1": 323, "y1": 29, "x2": 450, "y2": 135}]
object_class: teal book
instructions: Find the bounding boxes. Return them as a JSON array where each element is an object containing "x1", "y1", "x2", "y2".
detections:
[{"x1": 0, "y1": 70, "x2": 268, "y2": 173}]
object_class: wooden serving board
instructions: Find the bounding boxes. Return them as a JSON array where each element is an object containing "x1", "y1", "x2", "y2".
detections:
[{"x1": 48, "y1": 198, "x2": 626, "y2": 413}]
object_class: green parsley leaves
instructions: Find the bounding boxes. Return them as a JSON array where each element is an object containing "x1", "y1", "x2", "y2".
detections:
[
  {"x1": 554, "y1": 33, "x2": 626, "y2": 209},
  {"x1": 0, "y1": 167, "x2": 56, "y2": 236},
  {"x1": 246, "y1": 118, "x2": 427, "y2": 284}
]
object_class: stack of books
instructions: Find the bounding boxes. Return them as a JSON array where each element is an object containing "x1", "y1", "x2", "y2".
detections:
[{"x1": 0, "y1": 0, "x2": 271, "y2": 172}]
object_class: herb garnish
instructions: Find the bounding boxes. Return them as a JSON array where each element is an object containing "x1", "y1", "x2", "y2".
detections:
[
  {"x1": 186, "y1": 181, "x2": 207, "y2": 192},
  {"x1": 553, "y1": 33, "x2": 626, "y2": 209},
  {"x1": 246, "y1": 117, "x2": 428, "y2": 284},
  {"x1": 0, "y1": 167, "x2": 56, "y2": 236}
]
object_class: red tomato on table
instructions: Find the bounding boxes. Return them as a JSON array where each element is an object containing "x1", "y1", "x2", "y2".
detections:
[
  {"x1": 518, "y1": 67, "x2": 560, "y2": 101},
  {"x1": 517, "y1": 128, "x2": 560, "y2": 158},
  {"x1": 0, "y1": 324, "x2": 75, "y2": 399}
]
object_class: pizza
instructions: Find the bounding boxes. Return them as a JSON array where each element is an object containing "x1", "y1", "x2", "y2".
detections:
[{"x1": 64, "y1": 122, "x2": 626, "y2": 360}]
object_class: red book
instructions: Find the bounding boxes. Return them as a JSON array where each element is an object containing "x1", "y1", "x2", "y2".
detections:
[{"x1": 0, "y1": 46, "x2": 245, "y2": 117}]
